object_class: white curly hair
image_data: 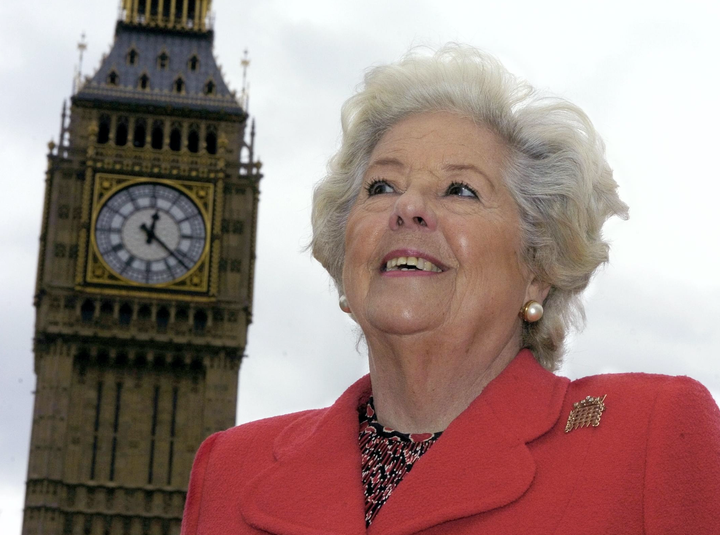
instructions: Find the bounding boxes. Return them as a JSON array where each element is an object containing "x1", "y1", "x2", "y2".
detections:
[{"x1": 311, "y1": 44, "x2": 628, "y2": 370}]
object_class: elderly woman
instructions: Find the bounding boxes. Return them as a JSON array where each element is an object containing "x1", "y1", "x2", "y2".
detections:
[{"x1": 181, "y1": 46, "x2": 720, "y2": 534}]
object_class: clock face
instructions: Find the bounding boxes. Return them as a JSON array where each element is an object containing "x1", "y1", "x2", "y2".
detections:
[{"x1": 94, "y1": 183, "x2": 207, "y2": 284}]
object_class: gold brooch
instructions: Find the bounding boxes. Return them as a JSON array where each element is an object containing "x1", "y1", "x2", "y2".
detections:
[{"x1": 565, "y1": 395, "x2": 607, "y2": 433}]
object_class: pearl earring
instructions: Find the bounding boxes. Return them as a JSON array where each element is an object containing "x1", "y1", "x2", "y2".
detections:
[
  {"x1": 339, "y1": 295, "x2": 351, "y2": 314},
  {"x1": 521, "y1": 300, "x2": 543, "y2": 323}
]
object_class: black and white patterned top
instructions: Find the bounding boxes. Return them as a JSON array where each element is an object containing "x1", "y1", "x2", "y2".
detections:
[{"x1": 358, "y1": 399, "x2": 442, "y2": 527}]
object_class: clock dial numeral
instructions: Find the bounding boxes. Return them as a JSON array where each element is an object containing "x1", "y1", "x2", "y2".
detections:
[{"x1": 95, "y1": 183, "x2": 207, "y2": 285}]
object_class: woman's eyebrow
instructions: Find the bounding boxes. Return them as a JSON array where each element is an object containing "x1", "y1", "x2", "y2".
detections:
[{"x1": 367, "y1": 157, "x2": 405, "y2": 170}]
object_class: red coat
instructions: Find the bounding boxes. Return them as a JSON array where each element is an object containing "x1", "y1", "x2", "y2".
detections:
[{"x1": 181, "y1": 351, "x2": 720, "y2": 534}]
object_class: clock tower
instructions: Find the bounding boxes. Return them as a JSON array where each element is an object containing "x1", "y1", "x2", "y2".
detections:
[{"x1": 23, "y1": 1, "x2": 261, "y2": 534}]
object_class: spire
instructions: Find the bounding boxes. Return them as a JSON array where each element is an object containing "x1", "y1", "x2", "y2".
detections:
[
  {"x1": 240, "y1": 49, "x2": 250, "y2": 111},
  {"x1": 58, "y1": 100, "x2": 67, "y2": 151},
  {"x1": 73, "y1": 32, "x2": 87, "y2": 94},
  {"x1": 121, "y1": 0, "x2": 213, "y2": 32}
]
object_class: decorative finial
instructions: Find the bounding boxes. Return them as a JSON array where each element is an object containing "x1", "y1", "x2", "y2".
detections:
[
  {"x1": 78, "y1": 32, "x2": 87, "y2": 68},
  {"x1": 74, "y1": 32, "x2": 88, "y2": 94},
  {"x1": 241, "y1": 49, "x2": 250, "y2": 76},
  {"x1": 241, "y1": 49, "x2": 251, "y2": 110}
]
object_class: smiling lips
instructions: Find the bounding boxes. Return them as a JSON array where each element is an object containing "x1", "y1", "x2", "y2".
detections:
[{"x1": 383, "y1": 255, "x2": 444, "y2": 273}]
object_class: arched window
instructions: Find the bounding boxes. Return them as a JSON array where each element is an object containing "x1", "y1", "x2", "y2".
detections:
[
  {"x1": 156, "y1": 307, "x2": 170, "y2": 331},
  {"x1": 187, "y1": 124, "x2": 199, "y2": 153},
  {"x1": 138, "y1": 73, "x2": 150, "y2": 90},
  {"x1": 116, "y1": 352, "x2": 129, "y2": 367},
  {"x1": 127, "y1": 48, "x2": 139, "y2": 65},
  {"x1": 188, "y1": 55, "x2": 200, "y2": 71},
  {"x1": 190, "y1": 358, "x2": 203, "y2": 373},
  {"x1": 171, "y1": 355, "x2": 185, "y2": 372},
  {"x1": 97, "y1": 114, "x2": 111, "y2": 144},
  {"x1": 134, "y1": 352, "x2": 148, "y2": 367},
  {"x1": 157, "y1": 52, "x2": 169, "y2": 70},
  {"x1": 118, "y1": 303, "x2": 132, "y2": 325},
  {"x1": 153, "y1": 353, "x2": 166, "y2": 369},
  {"x1": 162, "y1": 0, "x2": 171, "y2": 19},
  {"x1": 173, "y1": 77, "x2": 185, "y2": 93},
  {"x1": 174, "y1": 0, "x2": 183, "y2": 21},
  {"x1": 151, "y1": 120, "x2": 164, "y2": 150},
  {"x1": 205, "y1": 125, "x2": 217, "y2": 155},
  {"x1": 75, "y1": 349, "x2": 91, "y2": 371},
  {"x1": 193, "y1": 309, "x2": 207, "y2": 333},
  {"x1": 107, "y1": 70, "x2": 119, "y2": 86},
  {"x1": 133, "y1": 118, "x2": 147, "y2": 148},
  {"x1": 187, "y1": 0, "x2": 197, "y2": 26},
  {"x1": 203, "y1": 79, "x2": 215, "y2": 95},
  {"x1": 115, "y1": 116, "x2": 129, "y2": 146},
  {"x1": 81, "y1": 299, "x2": 95, "y2": 323},
  {"x1": 97, "y1": 350, "x2": 110, "y2": 366},
  {"x1": 137, "y1": 304, "x2": 152, "y2": 321},
  {"x1": 175, "y1": 307, "x2": 189, "y2": 323},
  {"x1": 150, "y1": 0, "x2": 159, "y2": 16},
  {"x1": 138, "y1": 0, "x2": 147, "y2": 16},
  {"x1": 100, "y1": 301, "x2": 114, "y2": 318},
  {"x1": 169, "y1": 123, "x2": 182, "y2": 151}
]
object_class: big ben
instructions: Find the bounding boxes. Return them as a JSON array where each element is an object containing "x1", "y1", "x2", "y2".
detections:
[{"x1": 23, "y1": 1, "x2": 261, "y2": 534}]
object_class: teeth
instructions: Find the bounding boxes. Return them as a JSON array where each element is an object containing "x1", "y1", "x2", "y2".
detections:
[{"x1": 385, "y1": 256, "x2": 442, "y2": 273}]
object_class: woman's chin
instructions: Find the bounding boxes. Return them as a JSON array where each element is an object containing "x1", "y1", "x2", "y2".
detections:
[{"x1": 362, "y1": 304, "x2": 444, "y2": 337}]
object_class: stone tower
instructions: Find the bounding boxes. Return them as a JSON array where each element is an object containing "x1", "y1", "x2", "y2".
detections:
[{"x1": 22, "y1": 1, "x2": 261, "y2": 533}]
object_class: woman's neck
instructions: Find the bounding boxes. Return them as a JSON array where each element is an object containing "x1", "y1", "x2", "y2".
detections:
[{"x1": 367, "y1": 330, "x2": 520, "y2": 434}]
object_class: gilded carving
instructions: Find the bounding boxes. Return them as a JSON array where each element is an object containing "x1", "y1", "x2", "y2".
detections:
[{"x1": 82, "y1": 173, "x2": 216, "y2": 299}]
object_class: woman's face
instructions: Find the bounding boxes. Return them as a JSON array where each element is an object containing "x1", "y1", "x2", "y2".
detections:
[{"x1": 343, "y1": 112, "x2": 546, "y2": 345}]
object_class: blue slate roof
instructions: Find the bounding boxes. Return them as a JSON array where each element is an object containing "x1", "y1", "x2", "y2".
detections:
[{"x1": 74, "y1": 23, "x2": 244, "y2": 116}]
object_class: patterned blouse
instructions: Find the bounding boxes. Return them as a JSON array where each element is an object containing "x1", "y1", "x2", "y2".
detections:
[{"x1": 358, "y1": 399, "x2": 442, "y2": 527}]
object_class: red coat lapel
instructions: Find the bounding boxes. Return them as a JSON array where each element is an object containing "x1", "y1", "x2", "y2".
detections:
[
  {"x1": 240, "y1": 377, "x2": 371, "y2": 535},
  {"x1": 369, "y1": 350, "x2": 569, "y2": 534},
  {"x1": 240, "y1": 350, "x2": 568, "y2": 535}
]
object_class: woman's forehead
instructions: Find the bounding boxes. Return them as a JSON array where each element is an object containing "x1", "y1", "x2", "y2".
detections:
[{"x1": 365, "y1": 112, "x2": 508, "y2": 183}]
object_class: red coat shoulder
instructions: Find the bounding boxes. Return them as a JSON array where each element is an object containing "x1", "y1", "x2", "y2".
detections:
[
  {"x1": 180, "y1": 408, "x2": 328, "y2": 535},
  {"x1": 556, "y1": 371, "x2": 720, "y2": 533}
]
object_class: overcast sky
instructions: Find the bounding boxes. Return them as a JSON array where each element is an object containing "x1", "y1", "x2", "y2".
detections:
[{"x1": 1, "y1": 0, "x2": 719, "y2": 532}]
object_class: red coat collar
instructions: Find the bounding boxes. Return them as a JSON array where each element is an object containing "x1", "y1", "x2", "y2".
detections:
[{"x1": 241, "y1": 350, "x2": 569, "y2": 535}]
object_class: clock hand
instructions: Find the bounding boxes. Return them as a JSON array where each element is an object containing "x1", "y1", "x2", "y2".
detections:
[
  {"x1": 140, "y1": 221, "x2": 157, "y2": 244},
  {"x1": 140, "y1": 222, "x2": 153, "y2": 244},
  {"x1": 140, "y1": 222, "x2": 190, "y2": 270},
  {"x1": 142, "y1": 211, "x2": 160, "y2": 244},
  {"x1": 146, "y1": 230, "x2": 191, "y2": 270},
  {"x1": 149, "y1": 211, "x2": 159, "y2": 234}
]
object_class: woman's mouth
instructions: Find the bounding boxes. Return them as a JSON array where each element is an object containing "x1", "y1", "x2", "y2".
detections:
[
  {"x1": 381, "y1": 250, "x2": 447, "y2": 274},
  {"x1": 384, "y1": 256, "x2": 443, "y2": 273}
]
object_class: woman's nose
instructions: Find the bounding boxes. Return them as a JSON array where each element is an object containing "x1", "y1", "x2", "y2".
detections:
[{"x1": 389, "y1": 186, "x2": 438, "y2": 231}]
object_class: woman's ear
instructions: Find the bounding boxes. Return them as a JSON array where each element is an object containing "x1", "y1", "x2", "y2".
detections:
[
  {"x1": 526, "y1": 277, "x2": 551, "y2": 305},
  {"x1": 339, "y1": 295, "x2": 352, "y2": 314}
]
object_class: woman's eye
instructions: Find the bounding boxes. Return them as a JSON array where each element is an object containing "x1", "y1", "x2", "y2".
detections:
[
  {"x1": 367, "y1": 180, "x2": 394, "y2": 196},
  {"x1": 446, "y1": 181, "x2": 478, "y2": 199}
]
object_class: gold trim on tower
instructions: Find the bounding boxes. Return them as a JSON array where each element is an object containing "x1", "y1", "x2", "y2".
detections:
[
  {"x1": 83, "y1": 173, "x2": 215, "y2": 297},
  {"x1": 122, "y1": 0, "x2": 213, "y2": 31}
]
